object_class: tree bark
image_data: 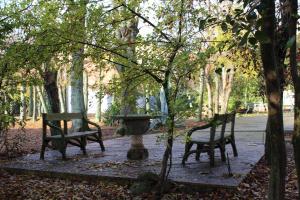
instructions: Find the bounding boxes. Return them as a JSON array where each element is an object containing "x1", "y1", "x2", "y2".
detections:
[
  {"x1": 145, "y1": 89, "x2": 150, "y2": 113},
  {"x1": 43, "y1": 64, "x2": 61, "y2": 140},
  {"x1": 115, "y1": 8, "x2": 139, "y2": 115},
  {"x1": 287, "y1": 0, "x2": 300, "y2": 196},
  {"x1": 19, "y1": 83, "x2": 26, "y2": 121},
  {"x1": 160, "y1": 87, "x2": 168, "y2": 124},
  {"x1": 69, "y1": 0, "x2": 89, "y2": 131},
  {"x1": 213, "y1": 73, "x2": 219, "y2": 114},
  {"x1": 158, "y1": 79, "x2": 174, "y2": 195},
  {"x1": 205, "y1": 67, "x2": 213, "y2": 118},
  {"x1": 36, "y1": 86, "x2": 49, "y2": 113},
  {"x1": 198, "y1": 68, "x2": 205, "y2": 121},
  {"x1": 260, "y1": 0, "x2": 286, "y2": 198},
  {"x1": 83, "y1": 70, "x2": 89, "y2": 112},
  {"x1": 32, "y1": 86, "x2": 37, "y2": 122},
  {"x1": 70, "y1": 49, "x2": 88, "y2": 131},
  {"x1": 95, "y1": 69, "x2": 103, "y2": 122},
  {"x1": 43, "y1": 67, "x2": 60, "y2": 114},
  {"x1": 220, "y1": 67, "x2": 234, "y2": 114},
  {"x1": 28, "y1": 85, "x2": 33, "y2": 117}
]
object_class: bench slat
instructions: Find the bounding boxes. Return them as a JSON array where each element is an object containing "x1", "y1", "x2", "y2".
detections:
[
  {"x1": 46, "y1": 130, "x2": 98, "y2": 139},
  {"x1": 44, "y1": 113, "x2": 83, "y2": 121}
]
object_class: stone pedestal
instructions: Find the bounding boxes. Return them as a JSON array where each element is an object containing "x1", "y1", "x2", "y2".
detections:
[
  {"x1": 114, "y1": 115, "x2": 153, "y2": 160},
  {"x1": 127, "y1": 135, "x2": 149, "y2": 160}
]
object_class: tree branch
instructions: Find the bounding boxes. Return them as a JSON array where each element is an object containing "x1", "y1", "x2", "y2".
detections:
[{"x1": 121, "y1": 3, "x2": 172, "y2": 43}]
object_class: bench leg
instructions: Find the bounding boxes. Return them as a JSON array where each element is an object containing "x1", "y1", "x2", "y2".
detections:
[
  {"x1": 40, "y1": 140, "x2": 47, "y2": 160},
  {"x1": 59, "y1": 141, "x2": 67, "y2": 160},
  {"x1": 209, "y1": 145, "x2": 215, "y2": 167},
  {"x1": 182, "y1": 142, "x2": 193, "y2": 165},
  {"x1": 97, "y1": 132, "x2": 105, "y2": 152},
  {"x1": 60, "y1": 148, "x2": 66, "y2": 160},
  {"x1": 231, "y1": 139, "x2": 238, "y2": 157},
  {"x1": 81, "y1": 136, "x2": 87, "y2": 155},
  {"x1": 195, "y1": 144, "x2": 201, "y2": 161},
  {"x1": 219, "y1": 144, "x2": 226, "y2": 162}
]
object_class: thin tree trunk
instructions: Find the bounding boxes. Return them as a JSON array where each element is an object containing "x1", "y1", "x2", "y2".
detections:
[
  {"x1": 95, "y1": 94, "x2": 102, "y2": 122},
  {"x1": 83, "y1": 70, "x2": 89, "y2": 112},
  {"x1": 28, "y1": 85, "x2": 33, "y2": 117},
  {"x1": 95, "y1": 68, "x2": 103, "y2": 122},
  {"x1": 214, "y1": 73, "x2": 219, "y2": 114},
  {"x1": 145, "y1": 89, "x2": 150, "y2": 114},
  {"x1": 206, "y1": 79, "x2": 213, "y2": 118},
  {"x1": 19, "y1": 83, "x2": 26, "y2": 121},
  {"x1": 36, "y1": 86, "x2": 49, "y2": 113},
  {"x1": 260, "y1": 0, "x2": 286, "y2": 198},
  {"x1": 160, "y1": 86, "x2": 168, "y2": 124},
  {"x1": 198, "y1": 68, "x2": 205, "y2": 121},
  {"x1": 58, "y1": 85, "x2": 66, "y2": 113},
  {"x1": 158, "y1": 80, "x2": 174, "y2": 195},
  {"x1": 32, "y1": 86, "x2": 37, "y2": 122}
]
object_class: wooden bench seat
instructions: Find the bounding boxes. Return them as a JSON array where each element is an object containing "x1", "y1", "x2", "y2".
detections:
[{"x1": 40, "y1": 113, "x2": 105, "y2": 160}]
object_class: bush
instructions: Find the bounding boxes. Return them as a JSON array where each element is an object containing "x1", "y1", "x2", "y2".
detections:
[{"x1": 102, "y1": 103, "x2": 121, "y2": 126}]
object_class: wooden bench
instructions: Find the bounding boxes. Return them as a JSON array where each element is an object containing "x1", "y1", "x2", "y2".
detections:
[
  {"x1": 182, "y1": 112, "x2": 237, "y2": 167},
  {"x1": 40, "y1": 113, "x2": 105, "y2": 160}
]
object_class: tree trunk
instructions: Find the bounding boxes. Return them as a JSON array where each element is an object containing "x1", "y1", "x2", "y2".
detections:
[
  {"x1": 158, "y1": 81, "x2": 174, "y2": 195},
  {"x1": 28, "y1": 85, "x2": 33, "y2": 117},
  {"x1": 160, "y1": 87, "x2": 168, "y2": 124},
  {"x1": 198, "y1": 68, "x2": 205, "y2": 121},
  {"x1": 43, "y1": 67, "x2": 60, "y2": 114},
  {"x1": 19, "y1": 83, "x2": 26, "y2": 121},
  {"x1": 95, "y1": 68, "x2": 103, "y2": 122},
  {"x1": 70, "y1": 50, "x2": 88, "y2": 131},
  {"x1": 32, "y1": 86, "x2": 37, "y2": 122},
  {"x1": 58, "y1": 85, "x2": 66, "y2": 113},
  {"x1": 43, "y1": 64, "x2": 61, "y2": 143},
  {"x1": 83, "y1": 70, "x2": 89, "y2": 112},
  {"x1": 206, "y1": 78, "x2": 213, "y2": 118},
  {"x1": 69, "y1": 0, "x2": 89, "y2": 131},
  {"x1": 115, "y1": 9, "x2": 139, "y2": 116},
  {"x1": 287, "y1": 0, "x2": 300, "y2": 196},
  {"x1": 220, "y1": 67, "x2": 234, "y2": 114},
  {"x1": 95, "y1": 93, "x2": 102, "y2": 122},
  {"x1": 265, "y1": 117, "x2": 272, "y2": 165},
  {"x1": 213, "y1": 73, "x2": 219, "y2": 114},
  {"x1": 36, "y1": 86, "x2": 49, "y2": 113},
  {"x1": 260, "y1": 0, "x2": 286, "y2": 198},
  {"x1": 145, "y1": 89, "x2": 150, "y2": 114}
]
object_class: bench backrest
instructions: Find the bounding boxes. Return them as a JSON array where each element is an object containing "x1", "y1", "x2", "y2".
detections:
[
  {"x1": 43, "y1": 113, "x2": 84, "y2": 121},
  {"x1": 210, "y1": 111, "x2": 236, "y2": 141}
]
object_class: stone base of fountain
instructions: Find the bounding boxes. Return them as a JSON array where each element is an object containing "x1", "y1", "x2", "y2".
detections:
[{"x1": 127, "y1": 135, "x2": 149, "y2": 160}]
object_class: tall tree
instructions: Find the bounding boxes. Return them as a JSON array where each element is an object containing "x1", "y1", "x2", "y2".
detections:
[
  {"x1": 68, "y1": 0, "x2": 89, "y2": 131},
  {"x1": 287, "y1": 0, "x2": 300, "y2": 196},
  {"x1": 260, "y1": 0, "x2": 286, "y2": 198}
]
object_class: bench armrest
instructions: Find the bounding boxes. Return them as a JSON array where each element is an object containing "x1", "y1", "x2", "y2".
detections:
[
  {"x1": 84, "y1": 117, "x2": 101, "y2": 132},
  {"x1": 186, "y1": 123, "x2": 213, "y2": 137}
]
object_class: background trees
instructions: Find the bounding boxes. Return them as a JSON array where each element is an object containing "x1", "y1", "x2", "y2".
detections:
[{"x1": 1, "y1": 0, "x2": 298, "y2": 199}]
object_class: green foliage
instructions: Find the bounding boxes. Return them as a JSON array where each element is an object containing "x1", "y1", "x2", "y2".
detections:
[{"x1": 102, "y1": 103, "x2": 121, "y2": 126}]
